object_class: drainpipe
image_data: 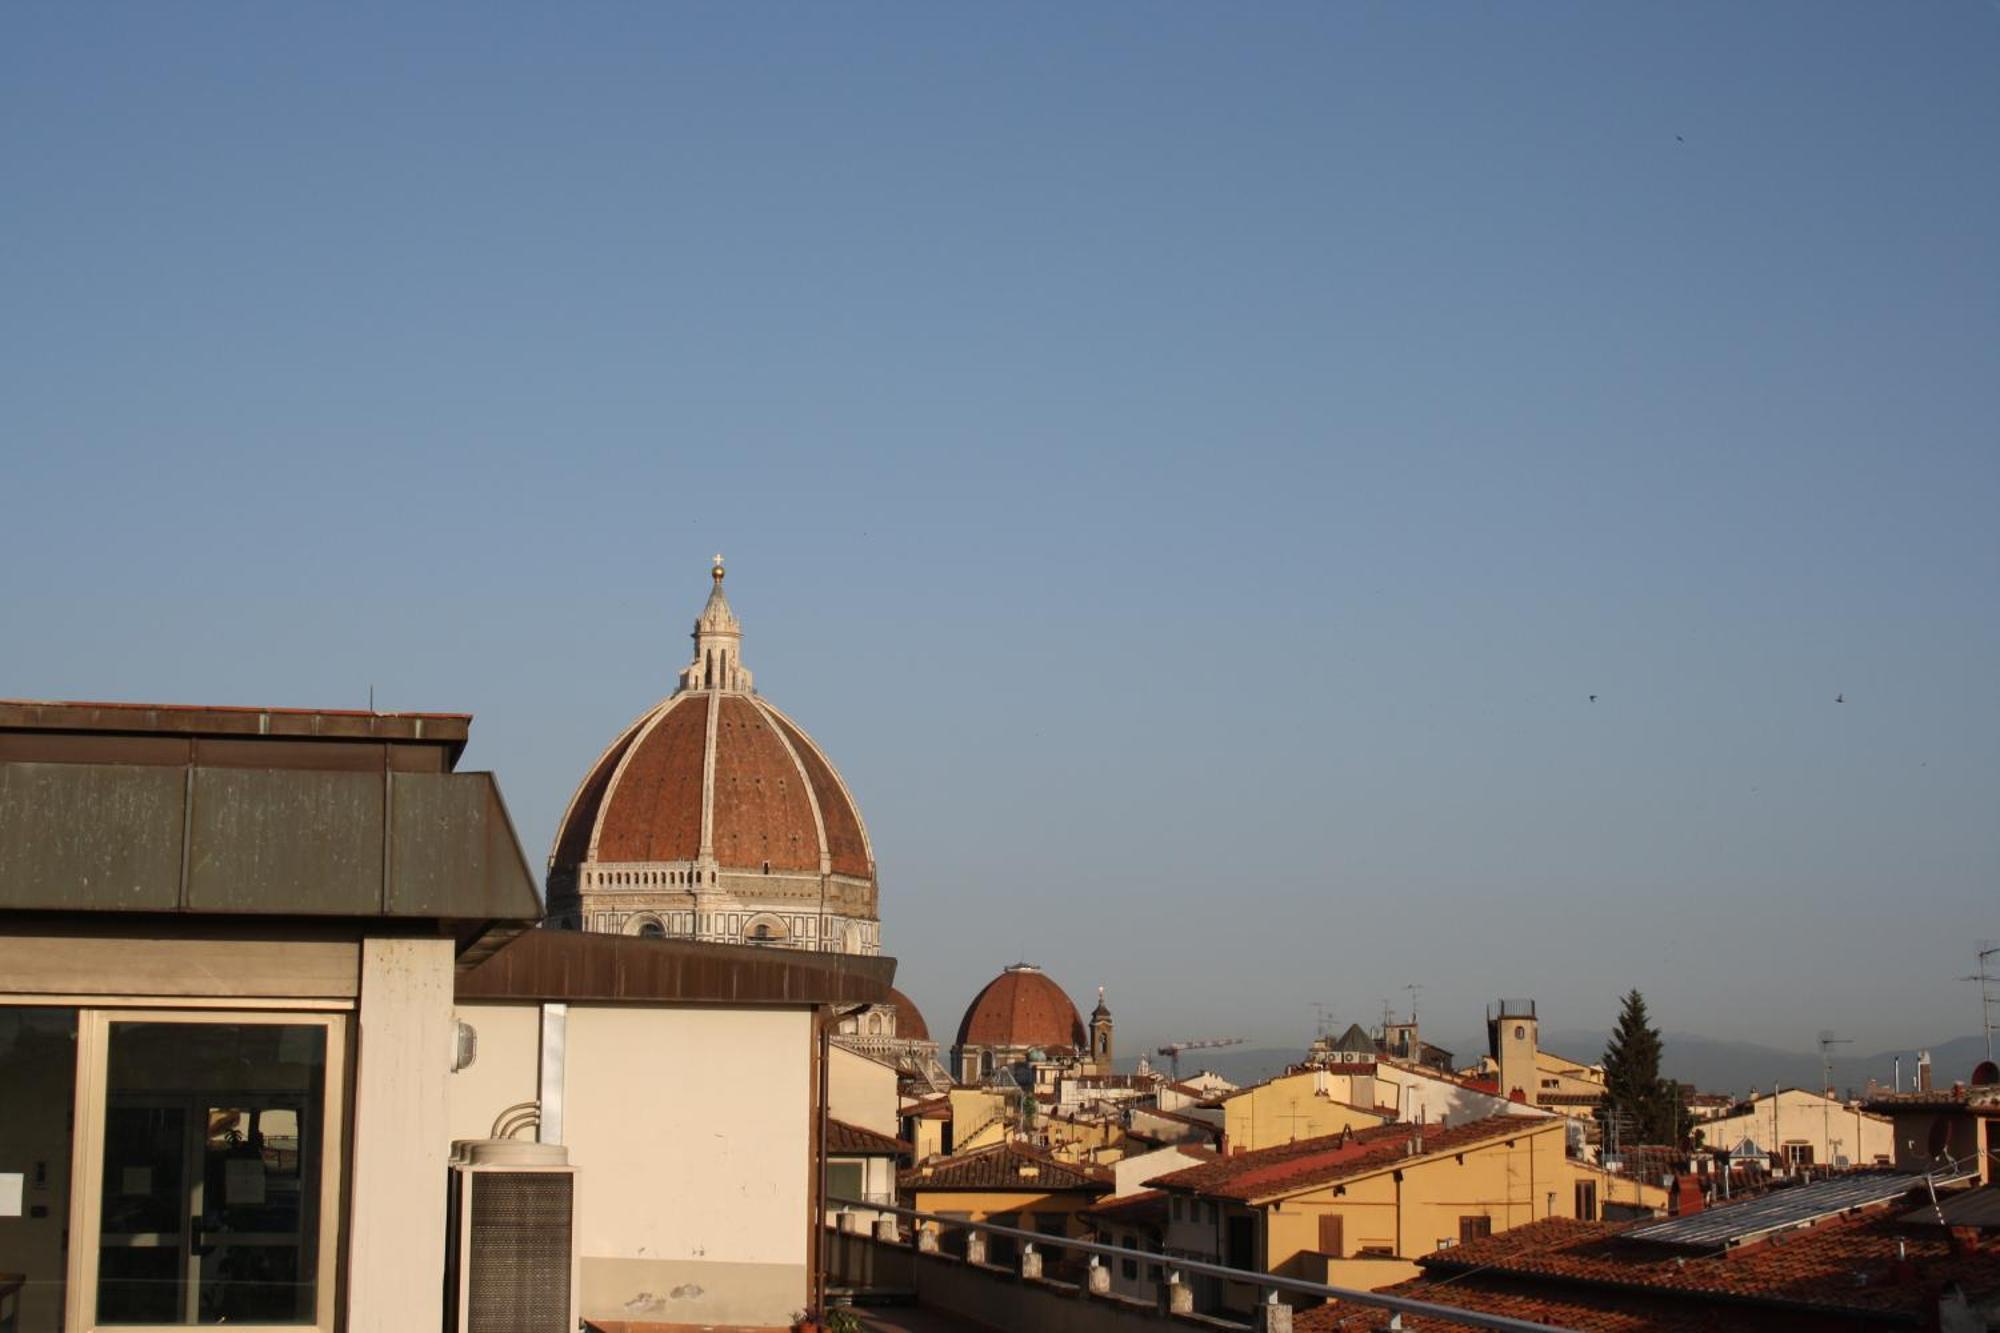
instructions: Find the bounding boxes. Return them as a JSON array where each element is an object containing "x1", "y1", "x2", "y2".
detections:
[{"x1": 811, "y1": 1007, "x2": 831, "y2": 1321}]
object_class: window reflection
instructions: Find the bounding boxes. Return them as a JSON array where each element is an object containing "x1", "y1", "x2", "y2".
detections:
[
  {"x1": 0, "y1": 1007, "x2": 79, "y2": 1333},
  {"x1": 97, "y1": 1022, "x2": 327, "y2": 1326}
]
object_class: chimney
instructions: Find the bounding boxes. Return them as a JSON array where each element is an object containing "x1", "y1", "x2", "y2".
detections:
[{"x1": 1918, "y1": 1051, "x2": 1933, "y2": 1093}]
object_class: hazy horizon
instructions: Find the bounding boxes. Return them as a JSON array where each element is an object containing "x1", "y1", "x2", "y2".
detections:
[{"x1": 5, "y1": 4, "x2": 1995, "y2": 1058}]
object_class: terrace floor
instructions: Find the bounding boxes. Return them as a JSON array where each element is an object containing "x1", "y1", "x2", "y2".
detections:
[{"x1": 851, "y1": 1305, "x2": 997, "y2": 1333}]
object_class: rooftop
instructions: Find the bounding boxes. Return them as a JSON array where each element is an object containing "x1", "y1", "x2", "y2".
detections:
[
  {"x1": 455, "y1": 927, "x2": 895, "y2": 1006},
  {"x1": 827, "y1": 1118, "x2": 908, "y2": 1156},
  {"x1": 0, "y1": 698, "x2": 538, "y2": 947},
  {"x1": 1385, "y1": 1196, "x2": 2000, "y2": 1325},
  {"x1": 0, "y1": 697, "x2": 471, "y2": 762},
  {"x1": 1149, "y1": 1114, "x2": 1551, "y2": 1203},
  {"x1": 1078, "y1": 1189, "x2": 1168, "y2": 1229},
  {"x1": 899, "y1": 1141, "x2": 1110, "y2": 1194}
]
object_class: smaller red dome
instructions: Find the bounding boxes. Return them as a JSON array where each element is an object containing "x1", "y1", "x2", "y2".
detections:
[
  {"x1": 887, "y1": 987, "x2": 930, "y2": 1042},
  {"x1": 956, "y1": 965, "x2": 1085, "y2": 1052}
]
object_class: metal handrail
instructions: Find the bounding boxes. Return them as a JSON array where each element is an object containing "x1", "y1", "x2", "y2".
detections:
[{"x1": 829, "y1": 1197, "x2": 1571, "y2": 1332}]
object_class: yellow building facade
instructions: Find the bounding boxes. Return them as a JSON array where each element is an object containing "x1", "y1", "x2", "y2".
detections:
[
  {"x1": 1151, "y1": 1113, "x2": 1651, "y2": 1311},
  {"x1": 1219, "y1": 1070, "x2": 1392, "y2": 1152}
]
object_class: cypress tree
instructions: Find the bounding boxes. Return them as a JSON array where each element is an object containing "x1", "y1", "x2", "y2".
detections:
[{"x1": 1599, "y1": 990, "x2": 1681, "y2": 1146}]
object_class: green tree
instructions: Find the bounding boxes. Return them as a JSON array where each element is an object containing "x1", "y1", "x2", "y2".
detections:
[{"x1": 1599, "y1": 990, "x2": 1683, "y2": 1147}]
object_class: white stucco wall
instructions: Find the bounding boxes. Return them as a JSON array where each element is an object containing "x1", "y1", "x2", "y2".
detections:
[
  {"x1": 1116, "y1": 1145, "x2": 1208, "y2": 1196},
  {"x1": 444, "y1": 999, "x2": 815, "y2": 1326},
  {"x1": 1699, "y1": 1089, "x2": 1893, "y2": 1166},
  {"x1": 828, "y1": 1042, "x2": 901, "y2": 1136},
  {"x1": 568, "y1": 1004, "x2": 812, "y2": 1325},
  {"x1": 448, "y1": 1000, "x2": 542, "y2": 1144}
]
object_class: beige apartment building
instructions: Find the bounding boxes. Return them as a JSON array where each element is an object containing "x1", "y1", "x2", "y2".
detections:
[
  {"x1": 0, "y1": 701, "x2": 545, "y2": 1333},
  {"x1": 1694, "y1": 1086, "x2": 1894, "y2": 1169},
  {"x1": 0, "y1": 698, "x2": 894, "y2": 1333},
  {"x1": 1216, "y1": 1070, "x2": 1393, "y2": 1152},
  {"x1": 1150, "y1": 1114, "x2": 1631, "y2": 1316}
]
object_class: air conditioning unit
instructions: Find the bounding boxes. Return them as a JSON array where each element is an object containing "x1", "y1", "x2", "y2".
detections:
[{"x1": 444, "y1": 1140, "x2": 578, "y2": 1333}]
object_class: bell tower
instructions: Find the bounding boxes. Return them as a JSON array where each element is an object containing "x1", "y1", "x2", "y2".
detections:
[{"x1": 1089, "y1": 987, "x2": 1115, "y2": 1072}]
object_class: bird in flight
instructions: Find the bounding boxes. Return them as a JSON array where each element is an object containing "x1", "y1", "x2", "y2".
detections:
[
  {"x1": 1588, "y1": 695, "x2": 1598, "y2": 703},
  {"x1": 1835, "y1": 693, "x2": 1845, "y2": 703}
]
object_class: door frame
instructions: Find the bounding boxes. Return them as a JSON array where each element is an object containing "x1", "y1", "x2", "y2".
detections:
[{"x1": 66, "y1": 1008, "x2": 347, "y2": 1333}]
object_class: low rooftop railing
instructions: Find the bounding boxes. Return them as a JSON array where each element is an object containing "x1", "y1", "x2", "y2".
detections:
[{"x1": 829, "y1": 1197, "x2": 1567, "y2": 1333}]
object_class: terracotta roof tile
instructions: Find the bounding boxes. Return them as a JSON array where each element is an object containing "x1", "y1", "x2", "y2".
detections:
[
  {"x1": 1864, "y1": 1085, "x2": 2000, "y2": 1112},
  {"x1": 1295, "y1": 1284, "x2": 1782, "y2": 1332},
  {"x1": 1402, "y1": 1204, "x2": 2000, "y2": 1322},
  {"x1": 1150, "y1": 1115, "x2": 1550, "y2": 1203},
  {"x1": 826, "y1": 1118, "x2": 908, "y2": 1156},
  {"x1": 899, "y1": 1141, "x2": 1111, "y2": 1194}
]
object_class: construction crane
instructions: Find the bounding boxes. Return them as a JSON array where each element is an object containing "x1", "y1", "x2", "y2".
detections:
[{"x1": 1156, "y1": 1036, "x2": 1246, "y2": 1080}]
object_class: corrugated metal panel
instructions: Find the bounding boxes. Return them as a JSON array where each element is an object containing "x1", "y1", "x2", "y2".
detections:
[
  {"x1": 0, "y1": 763, "x2": 185, "y2": 910},
  {"x1": 455, "y1": 928, "x2": 896, "y2": 1007},
  {"x1": 188, "y1": 768, "x2": 385, "y2": 913}
]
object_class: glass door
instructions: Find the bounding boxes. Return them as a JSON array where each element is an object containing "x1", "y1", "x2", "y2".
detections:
[{"x1": 73, "y1": 1013, "x2": 344, "y2": 1333}]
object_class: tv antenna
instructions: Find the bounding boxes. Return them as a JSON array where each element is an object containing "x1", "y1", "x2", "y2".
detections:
[
  {"x1": 1958, "y1": 942, "x2": 1999, "y2": 1063},
  {"x1": 1312, "y1": 1002, "x2": 1335, "y2": 1039},
  {"x1": 1819, "y1": 1030, "x2": 1852, "y2": 1165},
  {"x1": 1403, "y1": 981, "x2": 1424, "y2": 1023}
]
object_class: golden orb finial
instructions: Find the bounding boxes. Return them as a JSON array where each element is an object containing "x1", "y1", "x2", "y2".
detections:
[{"x1": 711, "y1": 553, "x2": 725, "y2": 583}]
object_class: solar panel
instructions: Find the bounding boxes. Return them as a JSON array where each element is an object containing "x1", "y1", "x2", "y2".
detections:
[
  {"x1": 1620, "y1": 1171, "x2": 1929, "y2": 1252},
  {"x1": 1899, "y1": 1185, "x2": 2000, "y2": 1229}
]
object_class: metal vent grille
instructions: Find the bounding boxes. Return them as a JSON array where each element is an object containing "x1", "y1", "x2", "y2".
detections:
[{"x1": 466, "y1": 1170, "x2": 573, "y2": 1333}]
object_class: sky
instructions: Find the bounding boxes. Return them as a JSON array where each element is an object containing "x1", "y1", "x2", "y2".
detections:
[{"x1": 4, "y1": 3, "x2": 1996, "y2": 1064}]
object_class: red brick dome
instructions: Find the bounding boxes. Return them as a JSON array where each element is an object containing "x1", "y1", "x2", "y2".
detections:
[
  {"x1": 955, "y1": 965, "x2": 1085, "y2": 1052},
  {"x1": 543, "y1": 559, "x2": 879, "y2": 953},
  {"x1": 886, "y1": 987, "x2": 929, "y2": 1042},
  {"x1": 550, "y1": 690, "x2": 873, "y2": 881}
]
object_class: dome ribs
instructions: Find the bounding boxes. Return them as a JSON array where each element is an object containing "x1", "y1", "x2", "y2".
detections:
[
  {"x1": 595, "y1": 695, "x2": 708, "y2": 863},
  {"x1": 765, "y1": 707, "x2": 871, "y2": 879},
  {"x1": 955, "y1": 967, "x2": 1086, "y2": 1051},
  {"x1": 712, "y1": 696, "x2": 820, "y2": 872},
  {"x1": 550, "y1": 719, "x2": 643, "y2": 870}
]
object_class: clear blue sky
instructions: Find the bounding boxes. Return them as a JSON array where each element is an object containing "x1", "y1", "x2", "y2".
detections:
[{"x1": 5, "y1": 3, "x2": 1996, "y2": 1067}]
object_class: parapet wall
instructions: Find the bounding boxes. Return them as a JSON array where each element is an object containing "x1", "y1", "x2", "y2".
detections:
[{"x1": 826, "y1": 1226, "x2": 1255, "y2": 1333}]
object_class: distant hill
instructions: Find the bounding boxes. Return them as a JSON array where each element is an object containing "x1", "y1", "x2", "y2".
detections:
[
  {"x1": 1121, "y1": 1033, "x2": 1992, "y2": 1098},
  {"x1": 1536, "y1": 1029, "x2": 1992, "y2": 1098},
  {"x1": 1117, "y1": 1047, "x2": 1302, "y2": 1087}
]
